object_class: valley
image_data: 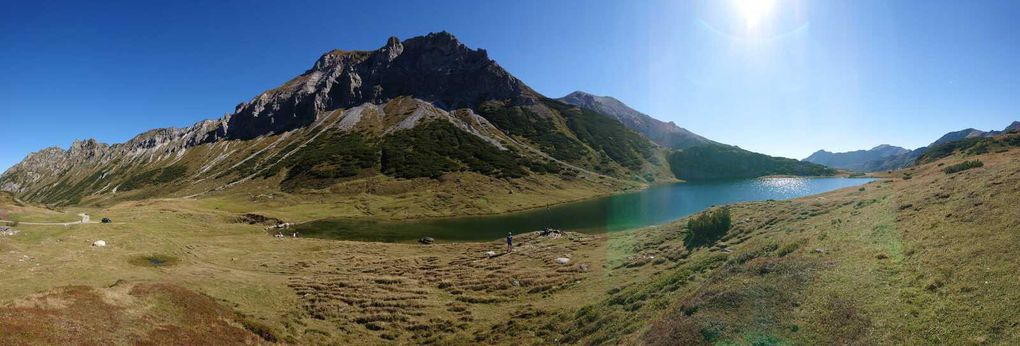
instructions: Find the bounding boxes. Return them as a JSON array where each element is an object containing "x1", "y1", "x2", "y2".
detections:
[
  {"x1": 2, "y1": 26, "x2": 1018, "y2": 346},
  {"x1": 2, "y1": 131, "x2": 1018, "y2": 344}
]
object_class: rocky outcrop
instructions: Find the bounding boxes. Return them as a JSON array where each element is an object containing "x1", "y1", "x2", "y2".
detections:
[
  {"x1": 0, "y1": 118, "x2": 227, "y2": 196},
  {"x1": 226, "y1": 32, "x2": 539, "y2": 140}
]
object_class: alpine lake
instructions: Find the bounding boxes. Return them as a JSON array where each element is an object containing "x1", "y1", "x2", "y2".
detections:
[{"x1": 295, "y1": 177, "x2": 874, "y2": 243}]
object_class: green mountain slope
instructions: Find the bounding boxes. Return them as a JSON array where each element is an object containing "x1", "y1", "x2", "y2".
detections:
[
  {"x1": 668, "y1": 143, "x2": 836, "y2": 180},
  {"x1": 0, "y1": 33, "x2": 670, "y2": 208}
]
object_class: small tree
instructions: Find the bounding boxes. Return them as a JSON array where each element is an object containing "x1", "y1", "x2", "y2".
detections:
[{"x1": 685, "y1": 207, "x2": 732, "y2": 249}]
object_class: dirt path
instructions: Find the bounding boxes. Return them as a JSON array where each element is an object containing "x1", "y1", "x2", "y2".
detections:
[{"x1": 0, "y1": 213, "x2": 100, "y2": 226}]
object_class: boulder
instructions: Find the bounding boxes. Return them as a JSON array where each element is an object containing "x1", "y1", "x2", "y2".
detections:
[
  {"x1": 540, "y1": 228, "x2": 563, "y2": 237},
  {"x1": 555, "y1": 257, "x2": 571, "y2": 265},
  {"x1": 92, "y1": 240, "x2": 107, "y2": 247},
  {"x1": 484, "y1": 251, "x2": 497, "y2": 257},
  {"x1": 418, "y1": 237, "x2": 435, "y2": 245}
]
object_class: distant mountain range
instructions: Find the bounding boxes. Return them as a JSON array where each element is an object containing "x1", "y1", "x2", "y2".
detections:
[
  {"x1": 1, "y1": 32, "x2": 832, "y2": 206},
  {"x1": 804, "y1": 121, "x2": 1020, "y2": 172},
  {"x1": 556, "y1": 91, "x2": 833, "y2": 180}
]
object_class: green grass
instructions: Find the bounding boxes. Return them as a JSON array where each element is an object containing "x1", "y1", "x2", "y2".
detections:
[{"x1": 1, "y1": 145, "x2": 1017, "y2": 345}]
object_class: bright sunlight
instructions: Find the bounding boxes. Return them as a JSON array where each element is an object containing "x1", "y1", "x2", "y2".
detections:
[{"x1": 733, "y1": 0, "x2": 777, "y2": 29}]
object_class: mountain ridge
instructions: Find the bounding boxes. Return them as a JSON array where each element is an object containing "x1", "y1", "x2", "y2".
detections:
[
  {"x1": 804, "y1": 121, "x2": 1020, "y2": 172},
  {"x1": 556, "y1": 91, "x2": 713, "y2": 149},
  {"x1": 0, "y1": 32, "x2": 667, "y2": 207}
]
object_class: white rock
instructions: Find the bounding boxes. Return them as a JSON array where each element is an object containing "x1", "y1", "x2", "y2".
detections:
[
  {"x1": 92, "y1": 240, "x2": 107, "y2": 247},
  {"x1": 555, "y1": 257, "x2": 571, "y2": 265},
  {"x1": 484, "y1": 251, "x2": 497, "y2": 257}
]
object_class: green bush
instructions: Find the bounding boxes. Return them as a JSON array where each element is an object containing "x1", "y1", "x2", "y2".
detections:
[
  {"x1": 943, "y1": 160, "x2": 983, "y2": 174},
  {"x1": 685, "y1": 207, "x2": 732, "y2": 249}
]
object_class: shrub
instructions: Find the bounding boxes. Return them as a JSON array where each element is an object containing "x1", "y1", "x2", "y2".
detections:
[
  {"x1": 685, "y1": 207, "x2": 732, "y2": 249},
  {"x1": 943, "y1": 160, "x2": 983, "y2": 174}
]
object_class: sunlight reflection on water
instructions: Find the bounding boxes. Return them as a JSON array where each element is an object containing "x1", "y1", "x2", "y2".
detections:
[{"x1": 755, "y1": 177, "x2": 808, "y2": 194}]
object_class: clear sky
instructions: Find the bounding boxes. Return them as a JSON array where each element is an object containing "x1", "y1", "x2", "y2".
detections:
[{"x1": 2, "y1": 0, "x2": 1018, "y2": 172}]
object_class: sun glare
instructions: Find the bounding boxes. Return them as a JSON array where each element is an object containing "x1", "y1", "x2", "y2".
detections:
[{"x1": 733, "y1": 0, "x2": 777, "y2": 30}]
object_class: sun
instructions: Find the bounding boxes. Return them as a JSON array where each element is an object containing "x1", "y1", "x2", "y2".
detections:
[{"x1": 733, "y1": 0, "x2": 777, "y2": 30}]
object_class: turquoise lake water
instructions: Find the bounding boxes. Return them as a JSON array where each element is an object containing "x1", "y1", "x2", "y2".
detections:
[{"x1": 296, "y1": 177, "x2": 873, "y2": 242}]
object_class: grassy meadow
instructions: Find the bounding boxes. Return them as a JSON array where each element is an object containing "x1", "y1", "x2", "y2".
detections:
[{"x1": 1, "y1": 145, "x2": 1018, "y2": 344}]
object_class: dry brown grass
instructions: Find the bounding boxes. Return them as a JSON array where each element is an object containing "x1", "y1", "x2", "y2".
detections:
[
  {"x1": 0, "y1": 282, "x2": 262, "y2": 345},
  {"x1": 1, "y1": 146, "x2": 1017, "y2": 345}
]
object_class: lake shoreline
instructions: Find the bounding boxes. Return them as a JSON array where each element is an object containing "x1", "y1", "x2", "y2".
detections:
[{"x1": 296, "y1": 177, "x2": 875, "y2": 243}]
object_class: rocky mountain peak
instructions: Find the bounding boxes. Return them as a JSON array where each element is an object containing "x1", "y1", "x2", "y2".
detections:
[{"x1": 225, "y1": 32, "x2": 535, "y2": 140}]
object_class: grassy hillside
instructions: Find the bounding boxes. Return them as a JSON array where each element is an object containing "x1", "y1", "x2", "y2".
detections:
[
  {"x1": 668, "y1": 143, "x2": 836, "y2": 180},
  {"x1": 1, "y1": 143, "x2": 1017, "y2": 344}
]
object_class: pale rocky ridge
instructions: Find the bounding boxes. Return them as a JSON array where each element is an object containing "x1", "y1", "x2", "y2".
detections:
[{"x1": 0, "y1": 96, "x2": 596, "y2": 205}]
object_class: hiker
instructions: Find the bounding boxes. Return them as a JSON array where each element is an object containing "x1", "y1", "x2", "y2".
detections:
[{"x1": 506, "y1": 232, "x2": 513, "y2": 253}]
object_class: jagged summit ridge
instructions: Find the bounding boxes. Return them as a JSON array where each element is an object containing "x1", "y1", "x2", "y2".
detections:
[
  {"x1": 0, "y1": 32, "x2": 673, "y2": 205},
  {"x1": 227, "y1": 32, "x2": 538, "y2": 139}
]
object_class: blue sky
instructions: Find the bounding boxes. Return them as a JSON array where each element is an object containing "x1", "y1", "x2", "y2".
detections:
[{"x1": 2, "y1": 0, "x2": 1018, "y2": 172}]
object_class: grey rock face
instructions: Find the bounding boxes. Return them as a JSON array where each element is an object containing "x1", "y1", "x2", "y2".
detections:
[
  {"x1": 226, "y1": 32, "x2": 538, "y2": 140},
  {"x1": 0, "y1": 118, "x2": 227, "y2": 195}
]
